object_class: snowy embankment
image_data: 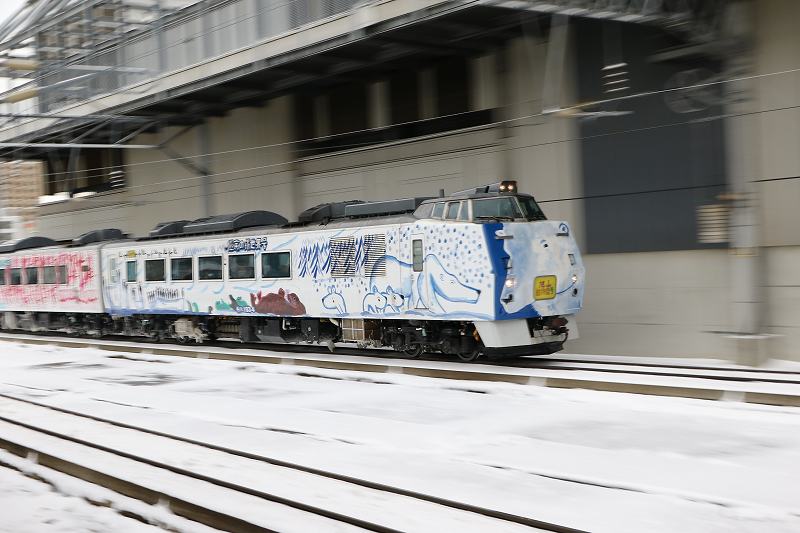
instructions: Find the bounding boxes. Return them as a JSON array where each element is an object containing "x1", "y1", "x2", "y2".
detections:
[{"x1": 0, "y1": 342, "x2": 798, "y2": 533}]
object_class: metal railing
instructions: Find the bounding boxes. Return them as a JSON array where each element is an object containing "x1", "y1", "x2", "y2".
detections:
[{"x1": 1, "y1": 0, "x2": 365, "y2": 118}]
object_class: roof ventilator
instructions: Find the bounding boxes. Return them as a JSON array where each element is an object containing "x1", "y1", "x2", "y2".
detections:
[
  {"x1": 183, "y1": 211, "x2": 288, "y2": 235},
  {"x1": 72, "y1": 228, "x2": 125, "y2": 246}
]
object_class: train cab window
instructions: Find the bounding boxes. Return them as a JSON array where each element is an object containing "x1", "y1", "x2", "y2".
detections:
[
  {"x1": 412, "y1": 239, "x2": 423, "y2": 272},
  {"x1": 262, "y1": 252, "x2": 291, "y2": 278},
  {"x1": 145, "y1": 259, "x2": 166, "y2": 282},
  {"x1": 0, "y1": 268, "x2": 4, "y2": 285},
  {"x1": 199, "y1": 256, "x2": 222, "y2": 280},
  {"x1": 170, "y1": 258, "x2": 193, "y2": 281},
  {"x1": 43, "y1": 266, "x2": 57, "y2": 284},
  {"x1": 24, "y1": 267, "x2": 38, "y2": 285},
  {"x1": 457, "y1": 201, "x2": 470, "y2": 221},
  {"x1": 445, "y1": 201, "x2": 461, "y2": 220},
  {"x1": 472, "y1": 197, "x2": 522, "y2": 221},
  {"x1": 57, "y1": 265, "x2": 68, "y2": 285},
  {"x1": 431, "y1": 202, "x2": 445, "y2": 219},
  {"x1": 414, "y1": 203, "x2": 433, "y2": 218},
  {"x1": 126, "y1": 261, "x2": 137, "y2": 283},
  {"x1": 9, "y1": 268, "x2": 21, "y2": 285},
  {"x1": 517, "y1": 196, "x2": 547, "y2": 221},
  {"x1": 229, "y1": 254, "x2": 255, "y2": 279}
]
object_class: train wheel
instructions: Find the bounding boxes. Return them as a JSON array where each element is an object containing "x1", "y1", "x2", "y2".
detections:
[
  {"x1": 456, "y1": 348, "x2": 481, "y2": 362},
  {"x1": 402, "y1": 345, "x2": 424, "y2": 358}
]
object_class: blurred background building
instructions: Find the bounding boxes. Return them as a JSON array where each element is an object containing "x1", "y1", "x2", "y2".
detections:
[{"x1": 0, "y1": 0, "x2": 796, "y2": 362}]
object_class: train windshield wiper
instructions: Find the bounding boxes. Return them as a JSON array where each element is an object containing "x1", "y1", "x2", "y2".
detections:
[{"x1": 475, "y1": 215, "x2": 516, "y2": 221}]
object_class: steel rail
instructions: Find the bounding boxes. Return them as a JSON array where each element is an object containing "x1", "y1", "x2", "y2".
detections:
[
  {"x1": 1, "y1": 332, "x2": 799, "y2": 406},
  {"x1": 0, "y1": 393, "x2": 586, "y2": 533}
]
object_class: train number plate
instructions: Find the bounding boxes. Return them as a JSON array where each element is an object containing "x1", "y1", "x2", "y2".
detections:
[{"x1": 534, "y1": 275, "x2": 557, "y2": 300}]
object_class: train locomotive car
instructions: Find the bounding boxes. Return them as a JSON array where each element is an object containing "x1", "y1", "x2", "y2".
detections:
[{"x1": 0, "y1": 182, "x2": 584, "y2": 360}]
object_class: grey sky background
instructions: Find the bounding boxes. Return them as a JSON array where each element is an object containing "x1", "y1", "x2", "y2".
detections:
[
  {"x1": 0, "y1": 1, "x2": 27, "y2": 25},
  {"x1": 0, "y1": 1, "x2": 35, "y2": 92}
]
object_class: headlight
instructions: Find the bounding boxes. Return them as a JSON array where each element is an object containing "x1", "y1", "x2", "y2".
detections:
[
  {"x1": 505, "y1": 277, "x2": 516, "y2": 288},
  {"x1": 571, "y1": 274, "x2": 578, "y2": 283}
]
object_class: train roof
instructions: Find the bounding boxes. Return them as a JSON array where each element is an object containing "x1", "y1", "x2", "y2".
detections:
[{"x1": 0, "y1": 182, "x2": 526, "y2": 254}]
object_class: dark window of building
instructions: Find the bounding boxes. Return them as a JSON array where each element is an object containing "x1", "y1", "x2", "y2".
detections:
[
  {"x1": 574, "y1": 20, "x2": 726, "y2": 253},
  {"x1": 329, "y1": 82, "x2": 369, "y2": 135},
  {"x1": 389, "y1": 69, "x2": 420, "y2": 124},
  {"x1": 10, "y1": 268, "x2": 21, "y2": 285},
  {"x1": 145, "y1": 259, "x2": 166, "y2": 282},
  {"x1": 436, "y1": 57, "x2": 470, "y2": 117},
  {"x1": 0, "y1": 268, "x2": 5, "y2": 285},
  {"x1": 294, "y1": 92, "x2": 315, "y2": 141}
]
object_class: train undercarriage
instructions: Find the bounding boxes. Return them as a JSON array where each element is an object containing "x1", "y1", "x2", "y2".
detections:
[{"x1": 0, "y1": 311, "x2": 567, "y2": 361}]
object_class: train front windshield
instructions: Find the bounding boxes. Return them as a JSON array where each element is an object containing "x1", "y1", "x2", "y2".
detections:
[
  {"x1": 471, "y1": 196, "x2": 547, "y2": 221},
  {"x1": 517, "y1": 196, "x2": 546, "y2": 221}
]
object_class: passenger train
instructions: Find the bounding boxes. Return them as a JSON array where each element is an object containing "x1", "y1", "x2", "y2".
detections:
[{"x1": 0, "y1": 182, "x2": 584, "y2": 361}]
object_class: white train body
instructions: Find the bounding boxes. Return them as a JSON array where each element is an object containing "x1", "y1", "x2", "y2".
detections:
[{"x1": 0, "y1": 184, "x2": 585, "y2": 359}]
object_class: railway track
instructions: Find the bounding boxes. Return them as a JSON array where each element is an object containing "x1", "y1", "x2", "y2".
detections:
[
  {"x1": 0, "y1": 394, "x2": 584, "y2": 533},
  {"x1": 1, "y1": 332, "x2": 800, "y2": 406}
]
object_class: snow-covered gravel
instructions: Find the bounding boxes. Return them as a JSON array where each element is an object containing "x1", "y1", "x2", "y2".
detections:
[
  {"x1": 0, "y1": 459, "x2": 159, "y2": 533},
  {"x1": 0, "y1": 341, "x2": 798, "y2": 533}
]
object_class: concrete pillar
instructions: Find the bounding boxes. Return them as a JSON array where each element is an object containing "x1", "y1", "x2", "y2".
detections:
[
  {"x1": 419, "y1": 67, "x2": 436, "y2": 119},
  {"x1": 368, "y1": 80, "x2": 389, "y2": 128},
  {"x1": 471, "y1": 53, "x2": 498, "y2": 110},
  {"x1": 197, "y1": 121, "x2": 213, "y2": 217},
  {"x1": 722, "y1": 0, "x2": 765, "y2": 365},
  {"x1": 313, "y1": 94, "x2": 330, "y2": 137}
]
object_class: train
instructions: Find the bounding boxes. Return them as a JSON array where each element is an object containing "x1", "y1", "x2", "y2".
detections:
[{"x1": 0, "y1": 181, "x2": 584, "y2": 361}]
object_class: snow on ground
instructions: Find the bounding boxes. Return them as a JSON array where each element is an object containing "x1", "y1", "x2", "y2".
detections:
[
  {"x1": 0, "y1": 456, "x2": 159, "y2": 533},
  {"x1": 0, "y1": 341, "x2": 799, "y2": 533}
]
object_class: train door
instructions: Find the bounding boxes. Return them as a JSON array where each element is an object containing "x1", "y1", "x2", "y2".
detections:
[{"x1": 411, "y1": 234, "x2": 428, "y2": 309}]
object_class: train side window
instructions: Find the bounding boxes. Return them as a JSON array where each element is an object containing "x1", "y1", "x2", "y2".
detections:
[
  {"x1": 457, "y1": 201, "x2": 470, "y2": 221},
  {"x1": 229, "y1": 254, "x2": 255, "y2": 279},
  {"x1": 0, "y1": 268, "x2": 4, "y2": 285},
  {"x1": 145, "y1": 259, "x2": 166, "y2": 282},
  {"x1": 56, "y1": 265, "x2": 68, "y2": 285},
  {"x1": 431, "y1": 202, "x2": 445, "y2": 219},
  {"x1": 126, "y1": 261, "x2": 137, "y2": 283},
  {"x1": 445, "y1": 201, "x2": 460, "y2": 220},
  {"x1": 199, "y1": 256, "x2": 223, "y2": 280},
  {"x1": 9, "y1": 268, "x2": 21, "y2": 285},
  {"x1": 170, "y1": 258, "x2": 193, "y2": 281},
  {"x1": 43, "y1": 266, "x2": 57, "y2": 284},
  {"x1": 412, "y1": 239, "x2": 423, "y2": 272},
  {"x1": 262, "y1": 252, "x2": 291, "y2": 279},
  {"x1": 25, "y1": 267, "x2": 38, "y2": 285}
]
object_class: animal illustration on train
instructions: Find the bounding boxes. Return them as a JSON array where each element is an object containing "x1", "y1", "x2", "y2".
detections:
[{"x1": 0, "y1": 182, "x2": 584, "y2": 361}]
